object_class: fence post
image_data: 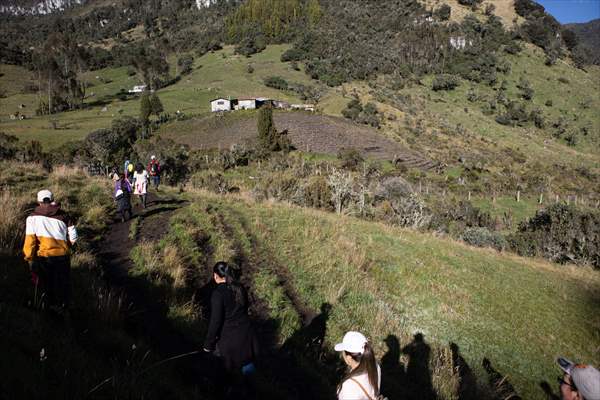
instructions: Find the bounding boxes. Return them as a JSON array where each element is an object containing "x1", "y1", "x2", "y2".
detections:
[
  {"x1": 468, "y1": 191, "x2": 471, "y2": 201},
  {"x1": 539, "y1": 193, "x2": 543, "y2": 204},
  {"x1": 516, "y1": 190, "x2": 520, "y2": 202},
  {"x1": 555, "y1": 194, "x2": 559, "y2": 203}
]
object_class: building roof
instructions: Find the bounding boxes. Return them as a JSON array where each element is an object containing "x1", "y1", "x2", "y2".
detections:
[{"x1": 210, "y1": 98, "x2": 233, "y2": 102}]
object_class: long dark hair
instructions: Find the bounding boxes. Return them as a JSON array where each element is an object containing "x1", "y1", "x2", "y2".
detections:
[
  {"x1": 338, "y1": 341, "x2": 379, "y2": 396},
  {"x1": 135, "y1": 162, "x2": 144, "y2": 173},
  {"x1": 213, "y1": 261, "x2": 243, "y2": 304}
]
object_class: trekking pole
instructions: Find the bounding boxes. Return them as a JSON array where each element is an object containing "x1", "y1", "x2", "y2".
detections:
[
  {"x1": 86, "y1": 350, "x2": 201, "y2": 397},
  {"x1": 137, "y1": 350, "x2": 201, "y2": 376}
]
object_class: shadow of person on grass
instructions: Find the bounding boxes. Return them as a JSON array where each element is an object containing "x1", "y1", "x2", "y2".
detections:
[
  {"x1": 380, "y1": 334, "x2": 409, "y2": 399},
  {"x1": 402, "y1": 333, "x2": 437, "y2": 400},
  {"x1": 482, "y1": 358, "x2": 522, "y2": 400},
  {"x1": 450, "y1": 342, "x2": 481, "y2": 400}
]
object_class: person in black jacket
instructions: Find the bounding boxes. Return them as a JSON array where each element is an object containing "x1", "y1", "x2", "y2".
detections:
[{"x1": 203, "y1": 261, "x2": 258, "y2": 374}]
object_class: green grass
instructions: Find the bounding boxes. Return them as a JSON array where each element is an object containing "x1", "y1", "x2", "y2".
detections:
[
  {"x1": 0, "y1": 45, "x2": 345, "y2": 149},
  {"x1": 471, "y1": 195, "x2": 542, "y2": 225},
  {"x1": 182, "y1": 190, "x2": 600, "y2": 400}
]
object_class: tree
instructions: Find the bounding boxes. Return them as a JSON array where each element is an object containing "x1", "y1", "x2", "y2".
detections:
[
  {"x1": 130, "y1": 44, "x2": 170, "y2": 90},
  {"x1": 150, "y1": 93, "x2": 164, "y2": 117},
  {"x1": 140, "y1": 92, "x2": 152, "y2": 137},
  {"x1": 257, "y1": 106, "x2": 277, "y2": 151},
  {"x1": 177, "y1": 54, "x2": 194, "y2": 75},
  {"x1": 257, "y1": 106, "x2": 290, "y2": 152},
  {"x1": 327, "y1": 168, "x2": 353, "y2": 214}
]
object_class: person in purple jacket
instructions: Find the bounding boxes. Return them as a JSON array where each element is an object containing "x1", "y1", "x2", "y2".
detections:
[{"x1": 113, "y1": 174, "x2": 133, "y2": 222}]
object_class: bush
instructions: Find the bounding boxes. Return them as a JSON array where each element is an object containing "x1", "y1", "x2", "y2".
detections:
[
  {"x1": 462, "y1": 227, "x2": 506, "y2": 251},
  {"x1": 458, "y1": 0, "x2": 483, "y2": 6},
  {"x1": 191, "y1": 170, "x2": 232, "y2": 194},
  {"x1": 517, "y1": 77, "x2": 534, "y2": 100},
  {"x1": 264, "y1": 76, "x2": 289, "y2": 90},
  {"x1": 545, "y1": 99, "x2": 553, "y2": 107},
  {"x1": 293, "y1": 175, "x2": 332, "y2": 210},
  {"x1": 435, "y1": 4, "x2": 451, "y2": 21},
  {"x1": 281, "y1": 47, "x2": 305, "y2": 62},
  {"x1": 246, "y1": 64, "x2": 254, "y2": 74},
  {"x1": 514, "y1": 0, "x2": 545, "y2": 19},
  {"x1": 504, "y1": 41, "x2": 523, "y2": 55},
  {"x1": 507, "y1": 204, "x2": 600, "y2": 268},
  {"x1": 235, "y1": 36, "x2": 266, "y2": 57},
  {"x1": 177, "y1": 54, "x2": 194, "y2": 75},
  {"x1": 432, "y1": 74, "x2": 460, "y2": 91},
  {"x1": 337, "y1": 148, "x2": 364, "y2": 171},
  {"x1": 0, "y1": 133, "x2": 19, "y2": 160}
]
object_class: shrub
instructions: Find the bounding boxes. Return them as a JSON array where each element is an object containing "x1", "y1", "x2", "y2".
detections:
[
  {"x1": 281, "y1": 47, "x2": 305, "y2": 62},
  {"x1": 507, "y1": 204, "x2": 600, "y2": 268},
  {"x1": 462, "y1": 227, "x2": 506, "y2": 251},
  {"x1": 435, "y1": 4, "x2": 451, "y2": 21},
  {"x1": 517, "y1": 77, "x2": 534, "y2": 100},
  {"x1": 177, "y1": 54, "x2": 194, "y2": 75},
  {"x1": 484, "y1": 3, "x2": 496, "y2": 16},
  {"x1": 514, "y1": 0, "x2": 545, "y2": 19},
  {"x1": 458, "y1": 0, "x2": 483, "y2": 6},
  {"x1": 246, "y1": 64, "x2": 254, "y2": 74},
  {"x1": 381, "y1": 193, "x2": 432, "y2": 229},
  {"x1": 432, "y1": 74, "x2": 460, "y2": 91},
  {"x1": 504, "y1": 41, "x2": 523, "y2": 55},
  {"x1": 264, "y1": 76, "x2": 289, "y2": 90},
  {"x1": 191, "y1": 170, "x2": 232, "y2": 194},
  {"x1": 294, "y1": 175, "x2": 332, "y2": 210},
  {"x1": 530, "y1": 108, "x2": 546, "y2": 129},
  {"x1": 337, "y1": 148, "x2": 364, "y2": 171},
  {"x1": 374, "y1": 176, "x2": 413, "y2": 201},
  {"x1": 234, "y1": 36, "x2": 266, "y2": 57},
  {"x1": 545, "y1": 99, "x2": 553, "y2": 107},
  {"x1": 0, "y1": 133, "x2": 19, "y2": 160}
]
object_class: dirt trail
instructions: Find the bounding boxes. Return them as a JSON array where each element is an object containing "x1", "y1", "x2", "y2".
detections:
[
  {"x1": 97, "y1": 192, "x2": 219, "y2": 391},
  {"x1": 98, "y1": 193, "x2": 338, "y2": 399}
]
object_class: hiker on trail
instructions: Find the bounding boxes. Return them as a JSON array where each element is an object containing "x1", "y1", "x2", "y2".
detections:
[
  {"x1": 203, "y1": 261, "x2": 259, "y2": 375},
  {"x1": 113, "y1": 173, "x2": 133, "y2": 222},
  {"x1": 124, "y1": 159, "x2": 133, "y2": 180},
  {"x1": 557, "y1": 357, "x2": 600, "y2": 400},
  {"x1": 23, "y1": 190, "x2": 78, "y2": 312},
  {"x1": 133, "y1": 162, "x2": 148, "y2": 208},
  {"x1": 335, "y1": 331, "x2": 382, "y2": 400},
  {"x1": 147, "y1": 155, "x2": 161, "y2": 191}
]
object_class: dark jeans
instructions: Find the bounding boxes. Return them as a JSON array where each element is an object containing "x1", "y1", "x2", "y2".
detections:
[
  {"x1": 32, "y1": 255, "x2": 71, "y2": 309},
  {"x1": 152, "y1": 175, "x2": 160, "y2": 189}
]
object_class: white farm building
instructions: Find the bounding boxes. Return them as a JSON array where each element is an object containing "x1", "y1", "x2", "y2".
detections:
[
  {"x1": 129, "y1": 85, "x2": 147, "y2": 94},
  {"x1": 211, "y1": 98, "x2": 234, "y2": 112}
]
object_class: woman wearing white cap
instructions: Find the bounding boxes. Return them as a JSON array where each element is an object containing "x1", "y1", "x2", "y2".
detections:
[{"x1": 335, "y1": 331, "x2": 382, "y2": 400}]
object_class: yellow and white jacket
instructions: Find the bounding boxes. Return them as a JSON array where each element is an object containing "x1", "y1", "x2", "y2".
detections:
[{"x1": 23, "y1": 203, "x2": 78, "y2": 261}]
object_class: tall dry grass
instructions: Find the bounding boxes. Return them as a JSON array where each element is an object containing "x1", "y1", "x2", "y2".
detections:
[{"x1": 0, "y1": 189, "x2": 31, "y2": 255}]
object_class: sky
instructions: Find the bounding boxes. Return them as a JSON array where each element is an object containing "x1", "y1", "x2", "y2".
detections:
[{"x1": 536, "y1": 0, "x2": 600, "y2": 24}]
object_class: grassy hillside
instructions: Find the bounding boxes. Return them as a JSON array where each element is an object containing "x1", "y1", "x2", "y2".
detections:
[
  {"x1": 149, "y1": 188, "x2": 600, "y2": 399},
  {"x1": 0, "y1": 45, "x2": 345, "y2": 149}
]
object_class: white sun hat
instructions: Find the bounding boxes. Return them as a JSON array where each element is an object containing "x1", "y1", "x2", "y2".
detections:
[{"x1": 334, "y1": 331, "x2": 368, "y2": 354}]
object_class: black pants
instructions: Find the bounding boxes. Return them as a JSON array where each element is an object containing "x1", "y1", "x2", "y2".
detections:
[{"x1": 32, "y1": 256, "x2": 71, "y2": 309}]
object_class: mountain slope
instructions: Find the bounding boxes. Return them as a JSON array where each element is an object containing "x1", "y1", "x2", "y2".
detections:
[{"x1": 566, "y1": 18, "x2": 600, "y2": 64}]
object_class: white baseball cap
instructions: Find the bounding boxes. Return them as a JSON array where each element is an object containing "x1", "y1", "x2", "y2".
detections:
[
  {"x1": 335, "y1": 331, "x2": 368, "y2": 354},
  {"x1": 151, "y1": 155, "x2": 156, "y2": 160},
  {"x1": 37, "y1": 189, "x2": 53, "y2": 203},
  {"x1": 558, "y1": 357, "x2": 600, "y2": 400}
]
